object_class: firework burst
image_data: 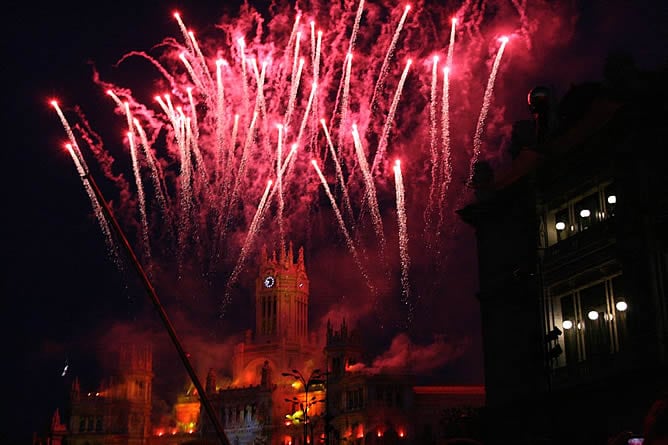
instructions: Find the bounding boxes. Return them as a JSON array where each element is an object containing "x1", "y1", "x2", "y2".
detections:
[{"x1": 51, "y1": 0, "x2": 523, "y2": 326}]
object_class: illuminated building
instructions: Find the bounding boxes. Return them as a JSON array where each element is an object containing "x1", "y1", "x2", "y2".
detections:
[
  {"x1": 41, "y1": 344, "x2": 153, "y2": 445},
  {"x1": 458, "y1": 59, "x2": 668, "y2": 444},
  {"x1": 41, "y1": 244, "x2": 486, "y2": 444}
]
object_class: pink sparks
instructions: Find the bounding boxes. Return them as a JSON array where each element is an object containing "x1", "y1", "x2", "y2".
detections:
[
  {"x1": 499, "y1": 35, "x2": 509, "y2": 43},
  {"x1": 452, "y1": 17, "x2": 458, "y2": 24},
  {"x1": 49, "y1": 100, "x2": 58, "y2": 108}
]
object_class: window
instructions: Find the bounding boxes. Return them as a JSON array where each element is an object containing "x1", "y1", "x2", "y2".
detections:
[
  {"x1": 574, "y1": 193, "x2": 600, "y2": 231},
  {"x1": 545, "y1": 181, "x2": 617, "y2": 246},
  {"x1": 552, "y1": 274, "x2": 627, "y2": 367}
]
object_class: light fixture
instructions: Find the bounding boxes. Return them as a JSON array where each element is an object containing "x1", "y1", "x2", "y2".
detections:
[
  {"x1": 555, "y1": 221, "x2": 566, "y2": 231},
  {"x1": 607, "y1": 195, "x2": 617, "y2": 204},
  {"x1": 562, "y1": 320, "x2": 573, "y2": 330},
  {"x1": 587, "y1": 310, "x2": 599, "y2": 320},
  {"x1": 616, "y1": 301, "x2": 628, "y2": 312},
  {"x1": 580, "y1": 209, "x2": 591, "y2": 218}
]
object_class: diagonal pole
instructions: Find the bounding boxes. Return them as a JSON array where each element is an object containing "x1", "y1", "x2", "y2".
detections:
[{"x1": 83, "y1": 171, "x2": 230, "y2": 445}]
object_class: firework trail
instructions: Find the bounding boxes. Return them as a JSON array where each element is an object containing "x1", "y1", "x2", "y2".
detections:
[
  {"x1": 352, "y1": 123, "x2": 385, "y2": 257},
  {"x1": 424, "y1": 56, "x2": 440, "y2": 242},
  {"x1": 51, "y1": 1, "x2": 519, "y2": 323},
  {"x1": 368, "y1": 4, "x2": 411, "y2": 116},
  {"x1": 222, "y1": 179, "x2": 274, "y2": 315},
  {"x1": 321, "y1": 119, "x2": 355, "y2": 224},
  {"x1": 393, "y1": 160, "x2": 412, "y2": 325},
  {"x1": 127, "y1": 132, "x2": 151, "y2": 264},
  {"x1": 53, "y1": 100, "x2": 120, "y2": 266},
  {"x1": 470, "y1": 36, "x2": 509, "y2": 182},
  {"x1": 370, "y1": 58, "x2": 412, "y2": 177},
  {"x1": 438, "y1": 67, "x2": 453, "y2": 239}
]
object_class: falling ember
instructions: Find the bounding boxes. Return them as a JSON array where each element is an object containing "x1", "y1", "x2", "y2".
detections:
[
  {"x1": 470, "y1": 36, "x2": 509, "y2": 182},
  {"x1": 50, "y1": 2, "x2": 520, "y2": 321},
  {"x1": 393, "y1": 159, "x2": 412, "y2": 324}
]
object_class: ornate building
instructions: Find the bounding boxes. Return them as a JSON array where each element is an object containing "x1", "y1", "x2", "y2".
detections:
[{"x1": 40, "y1": 243, "x2": 486, "y2": 445}]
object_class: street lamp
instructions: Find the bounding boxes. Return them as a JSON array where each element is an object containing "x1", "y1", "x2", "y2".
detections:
[{"x1": 282, "y1": 369, "x2": 324, "y2": 444}]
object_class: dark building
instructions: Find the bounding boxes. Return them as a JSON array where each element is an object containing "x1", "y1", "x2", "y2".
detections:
[{"x1": 458, "y1": 58, "x2": 668, "y2": 444}]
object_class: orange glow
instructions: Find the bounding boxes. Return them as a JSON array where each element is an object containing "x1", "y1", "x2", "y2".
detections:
[
  {"x1": 399, "y1": 430, "x2": 405, "y2": 438},
  {"x1": 377, "y1": 430, "x2": 383, "y2": 437}
]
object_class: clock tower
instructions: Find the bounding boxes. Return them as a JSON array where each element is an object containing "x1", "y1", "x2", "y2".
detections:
[
  {"x1": 256, "y1": 242, "x2": 310, "y2": 343},
  {"x1": 230, "y1": 242, "x2": 321, "y2": 387}
]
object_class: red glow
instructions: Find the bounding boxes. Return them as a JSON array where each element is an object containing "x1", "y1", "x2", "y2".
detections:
[
  {"x1": 377, "y1": 431, "x2": 383, "y2": 437},
  {"x1": 399, "y1": 431, "x2": 405, "y2": 438},
  {"x1": 49, "y1": 100, "x2": 58, "y2": 108},
  {"x1": 405, "y1": 4, "x2": 411, "y2": 11},
  {"x1": 452, "y1": 17, "x2": 458, "y2": 24},
  {"x1": 173, "y1": 12, "x2": 180, "y2": 19},
  {"x1": 499, "y1": 35, "x2": 509, "y2": 43}
]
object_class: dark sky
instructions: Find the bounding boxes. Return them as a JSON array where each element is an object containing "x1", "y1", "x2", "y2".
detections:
[{"x1": 4, "y1": 0, "x2": 666, "y2": 443}]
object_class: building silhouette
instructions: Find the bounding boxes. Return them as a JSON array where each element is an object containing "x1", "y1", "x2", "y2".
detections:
[{"x1": 458, "y1": 58, "x2": 668, "y2": 444}]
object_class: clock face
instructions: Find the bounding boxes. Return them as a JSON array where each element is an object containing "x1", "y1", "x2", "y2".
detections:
[{"x1": 263, "y1": 276, "x2": 275, "y2": 288}]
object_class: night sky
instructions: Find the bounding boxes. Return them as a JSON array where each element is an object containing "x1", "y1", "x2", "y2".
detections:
[{"x1": 4, "y1": 0, "x2": 666, "y2": 443}]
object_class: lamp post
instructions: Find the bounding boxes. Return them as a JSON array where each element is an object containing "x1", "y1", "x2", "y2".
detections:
[{"x1": 282, "y1": 369, "x2": 324, "y2": 444}]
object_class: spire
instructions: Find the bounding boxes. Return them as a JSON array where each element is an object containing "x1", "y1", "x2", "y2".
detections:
[
  {"x1": 261, "y1": 245, "x2": 268, "y2": 264},
  {"x1": 298, "y1": 247, "x2": 305, "y2": 270},
  {"x1": 51, "y1": 409, "x2": 61, "y2": 429},
  {"x1": 71, "y1": 377, "x2": 80, "y2": 400},
  {"x1": 288, "y1": 241, "x2": 294, "y2": 264},
  {"x1": 206, "y1": 368, "x2": 216, "y2": 393}
]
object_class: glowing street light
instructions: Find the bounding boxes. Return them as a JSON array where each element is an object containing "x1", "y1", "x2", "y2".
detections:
[{"x1": 282, "y1": 369, "x2": 324, "y2": 444}]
